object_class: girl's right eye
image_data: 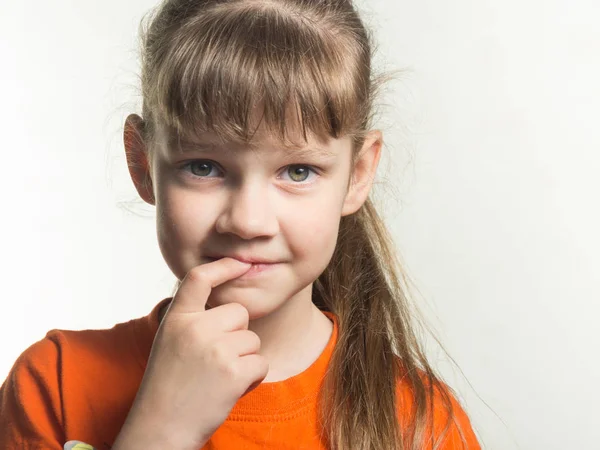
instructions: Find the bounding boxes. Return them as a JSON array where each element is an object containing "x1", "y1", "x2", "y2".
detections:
[{"x1": 179, "y1": 160, "x2": 223, "y2": 179}]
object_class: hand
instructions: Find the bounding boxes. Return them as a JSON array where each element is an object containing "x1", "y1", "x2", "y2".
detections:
[{"x1": 113, "y1": 258, "x2": 269, "y2": 450}]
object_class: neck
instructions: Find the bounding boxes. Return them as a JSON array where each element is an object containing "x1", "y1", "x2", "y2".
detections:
[
  {"x1": 158, "y1": 283, "x2": 333, "y2": 382},
  {"x1": 247, "y1": 283, "x2": 333, "y2": 382}
]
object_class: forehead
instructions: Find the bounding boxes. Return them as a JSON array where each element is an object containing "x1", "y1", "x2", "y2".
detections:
[{"x1": 158, "y1": 122, "x2": 347, "y2": 159}]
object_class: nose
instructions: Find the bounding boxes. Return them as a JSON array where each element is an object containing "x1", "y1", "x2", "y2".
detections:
[{"x1": 214, "y1": 180, "x2": 279, "y2": 240}]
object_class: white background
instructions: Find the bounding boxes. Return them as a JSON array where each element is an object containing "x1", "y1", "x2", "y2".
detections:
[{"x1": 1, "y1": 1, "x2": 598, "y2": 449}]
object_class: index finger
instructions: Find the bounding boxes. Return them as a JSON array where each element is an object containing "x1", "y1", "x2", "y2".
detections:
[{"x1": 167, "y1": 257, "x2": 252, "y2": 315}]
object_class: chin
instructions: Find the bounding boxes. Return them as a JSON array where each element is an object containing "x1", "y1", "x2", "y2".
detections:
[{"x1": 207, "y1": 285, "x2": 283, "y2": 320}]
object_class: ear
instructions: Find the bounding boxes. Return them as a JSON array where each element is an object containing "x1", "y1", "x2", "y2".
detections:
[
  {"x1": 123, "y1": 114, "x2": 155, "y2": 205},
  {"x1": 341, "y1": 130, "x2": 382, "y2": 216}
]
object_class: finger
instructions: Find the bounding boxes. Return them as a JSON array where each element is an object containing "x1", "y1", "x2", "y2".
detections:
[
  {"x1": 168, "y1": 258, "x2": 251, "y2": 315},
  {"x1": 220, "y1": 329, "x2": 261, "y2": 356},
  {"x1": 204, "y1": 302, "x2": 250, "y2": 333},
  {"x1": 238, "y1": 354, "x2": 269, "y2": 397}
]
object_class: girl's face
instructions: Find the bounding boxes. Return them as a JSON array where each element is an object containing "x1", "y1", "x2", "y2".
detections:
[{"x1": 124, "y1": 114, "x2": 381, "y2": 320}]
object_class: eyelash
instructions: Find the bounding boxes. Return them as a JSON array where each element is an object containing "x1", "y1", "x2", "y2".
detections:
[{"x1": 178, "y1": 160, "x2": 321, "y2": 184}]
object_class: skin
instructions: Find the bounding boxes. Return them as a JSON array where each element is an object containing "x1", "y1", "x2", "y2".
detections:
[{"x1": 123, "y1": 109, "x2": 382, "y2": 382}]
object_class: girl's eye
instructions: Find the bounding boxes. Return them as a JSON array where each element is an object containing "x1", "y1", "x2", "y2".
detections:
[
  {"x1": 179, "y1": 161, "x2": 318, "y2": 184},
  {"x1": 181, "y1": 160, "x2": 222, "y2": 178},
  {"x1": 281, "y1": 165, "x2": 317, "y2": 183}
]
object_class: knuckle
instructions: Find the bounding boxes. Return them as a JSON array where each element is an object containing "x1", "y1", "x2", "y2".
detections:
[
  {"x1": 219, "y1": 359, "x2": 242, "y2": 383},
  {"x1": 223, "y1": 362, "x2": 241, "y2": 381},
  {"x1": 230, "y1": 303, "x2": 249, "y2": 323},
  {"x1": 259, "y1": 357, "x2": 269, "y2": 376},
  {"x1": 209, "y1": 341, "x2": 230, "y2": 365},
  {"x1": 186, "y1": 266, "x2": 208, "y2": 285},
  {"x1": 253, "y1": 353, "x2": 267, "y2": 369},
  {"x1": 247, "y1": 331, "x2": 261, "y2": 350}
]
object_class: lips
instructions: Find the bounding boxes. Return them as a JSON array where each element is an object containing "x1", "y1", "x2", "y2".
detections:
[
  {"x1": 207, "y1": 255, "x2": 278, "y2": 264},
  {"x1": 238, "y1": 262, "x2": 278, "y2": 277},
  {"x1": 205, "y1": 255, "x2": 280, "y2": 279}
]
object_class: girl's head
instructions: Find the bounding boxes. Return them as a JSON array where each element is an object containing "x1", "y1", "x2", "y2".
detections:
[
  {"x1": 124, "y1": 0, "x2": 384, "y2": 318},
  {"x1": 124, "y1": 1, "x2": 460, "y2": 449}
]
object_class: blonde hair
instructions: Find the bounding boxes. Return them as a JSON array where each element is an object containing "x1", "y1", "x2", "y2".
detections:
[{"x1": 133, "y1": 1, "x2": 467, "y2": 448}]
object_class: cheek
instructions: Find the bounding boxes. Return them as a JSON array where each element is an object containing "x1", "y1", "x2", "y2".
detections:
[
  {"x1": 155, "y1": 186, "x2": 220, "y2": 276},
  {"x1": 282, "y1": 190, "x2": 344, "y2": 262},
  {"x1": 157, "y1": 186, "x2": 218, "y2": 236}
]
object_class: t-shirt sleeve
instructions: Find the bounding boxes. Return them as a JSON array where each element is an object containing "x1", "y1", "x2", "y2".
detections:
[{"x1": 0, "y1": 336, "x2": 64, "y2": 450}]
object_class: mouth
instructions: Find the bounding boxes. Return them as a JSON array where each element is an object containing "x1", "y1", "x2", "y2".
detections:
[
  {"x1": 237, "y1": 262, "x2": 279, "y2": 278},
  {"x1": 206, "y1": 255, "x2": 278, "y2": 264},
  {"x1": 206, "y1": 256, "x2": 281, "y2": 279}
]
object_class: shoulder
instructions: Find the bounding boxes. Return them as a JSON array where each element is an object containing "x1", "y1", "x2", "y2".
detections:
[
  {"x1": 1, "y1": 330, "x2": 67, "y2": 404},
  {"x1": 0, "y1": 332, "x2": 67, "y2": 448},
  {"x1": 0, "y1": 321, "x2": 142, "y2": 449},
  {"x1": 12, "y1": 319, "x2": 141, "y2": 376},
  {"x1": 0, "y1": 322, "x2": 136, "y2": 401},
  {"x1": 395, "y1": 369, "x2": 481, "y2": 450}
]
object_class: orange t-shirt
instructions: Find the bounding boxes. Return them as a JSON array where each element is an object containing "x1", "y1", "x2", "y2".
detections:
[{"x1": 0, "y1": 298, "x2": 480, "y2": 449}]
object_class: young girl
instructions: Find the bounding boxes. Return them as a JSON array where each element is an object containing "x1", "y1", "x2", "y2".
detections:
[{"x1": 0, "y1": 0, "x2": 480, "y2": 449}]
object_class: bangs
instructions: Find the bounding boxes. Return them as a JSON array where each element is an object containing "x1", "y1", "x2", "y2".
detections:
[{"x1": 142, "y1": 3, "x2": 367, "y2": 150}]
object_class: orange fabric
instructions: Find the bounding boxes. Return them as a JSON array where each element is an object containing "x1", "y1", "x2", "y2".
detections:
[{"x1": 0, "y1": 298, "x2": 480, "y2": 449}]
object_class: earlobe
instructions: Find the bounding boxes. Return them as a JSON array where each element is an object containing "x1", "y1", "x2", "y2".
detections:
[
  {"x1": 124, "y1": 114, "x2": 155, "y2": 206},
  {"x1": 341, "y1": 130, "x2": 382, "y2": 217}
]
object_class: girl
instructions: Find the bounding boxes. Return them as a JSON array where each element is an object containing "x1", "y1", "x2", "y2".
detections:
[{"x1": 0, "y1": 0, "x2": 481, "y2": 449}]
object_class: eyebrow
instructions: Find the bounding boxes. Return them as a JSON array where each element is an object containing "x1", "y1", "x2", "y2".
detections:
[{"x1": 169, "y1": 137, "x2": 337, "y2": 159}]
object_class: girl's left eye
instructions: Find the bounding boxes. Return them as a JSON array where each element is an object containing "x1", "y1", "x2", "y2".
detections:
[{"x1": 279, "y1": 165, "x2": 318, "y2": 183}]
